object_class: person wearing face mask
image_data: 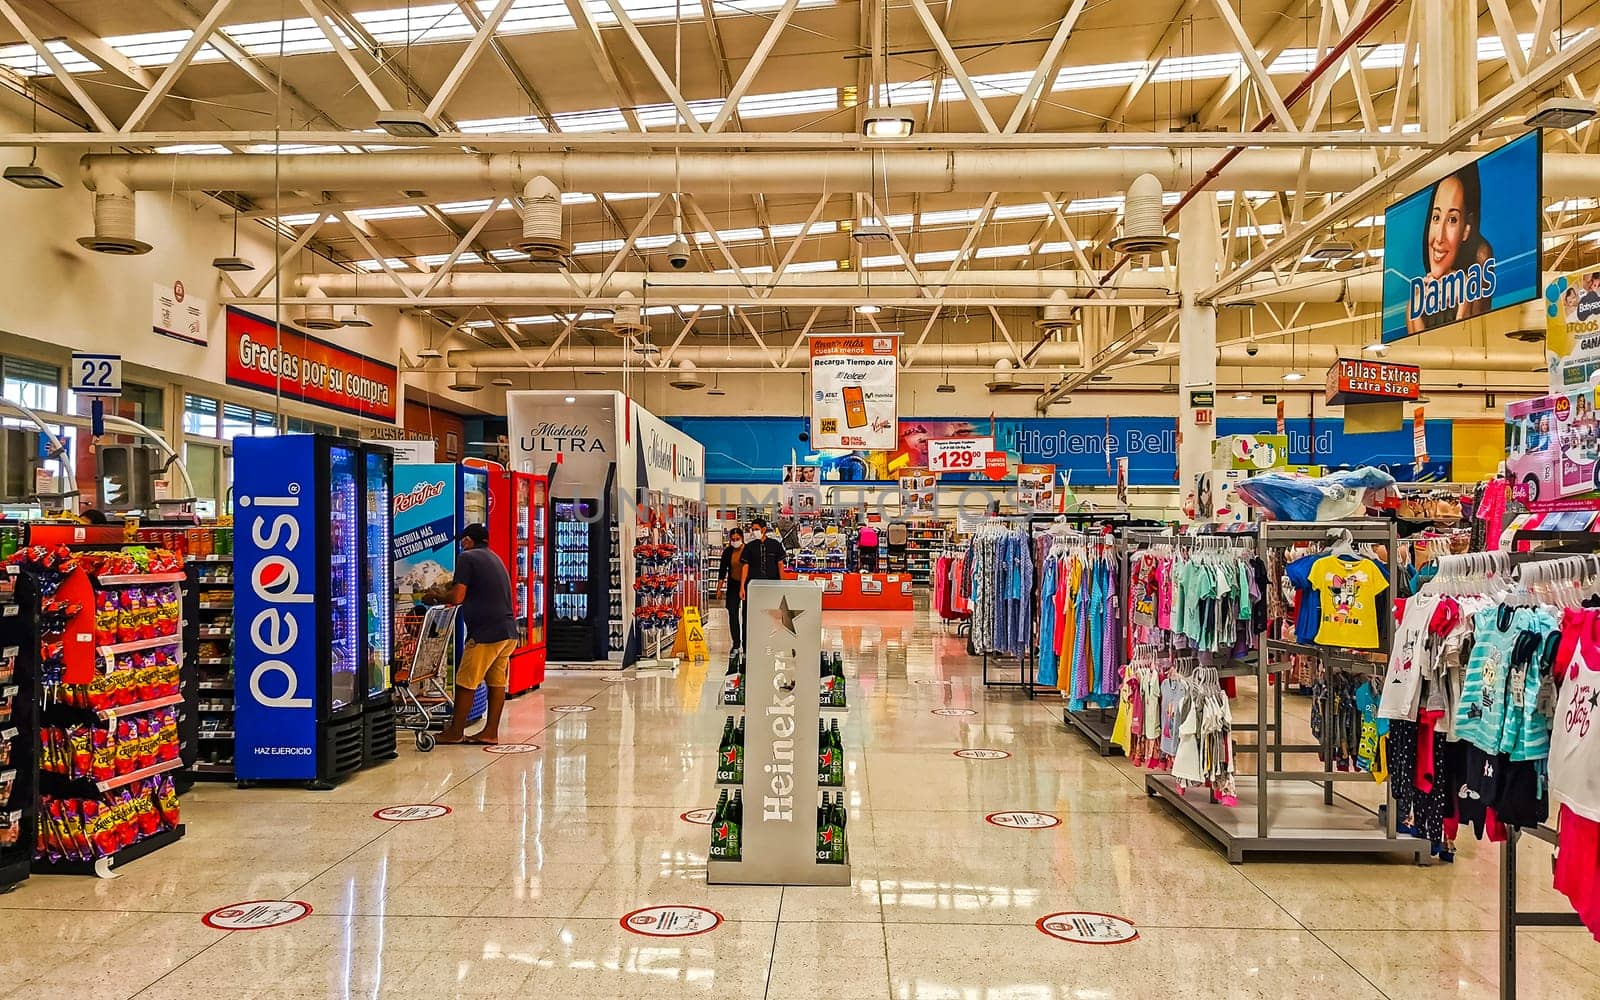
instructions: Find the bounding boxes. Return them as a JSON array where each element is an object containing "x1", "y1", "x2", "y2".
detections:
[
  {"x1": 717, "y1": 528, "x2": 747, "y2": 654},
  {"x1": 740, "y1": 518, "x2": 788, "y2": 639}
]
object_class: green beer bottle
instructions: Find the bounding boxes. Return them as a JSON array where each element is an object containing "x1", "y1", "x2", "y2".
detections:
[
  {"x1": 831, "y1": 652, "x2": 847, "y2": 707},
  {"x1": 732, "y1": 715, "x2": 745, "y2": 783},
  {"x1": 817, "y1": 717, "x2": 832, "y2": 785},
  {"x1": 716, "y1": 716, "x2": 736, "y2": 784},
  {"x1": 727, "y1": 789, "x2": 743, "y2": 861},
  {"x1": 819, "y1": 651, "x2": 833, "y2": 706},
  {"x1": 828, "y1": 719, "x2": 845, "y2": 786},
  {"x1": 816, "y1": 794, "x2": 829, "y2": 862},
  {"x1": 710, "y1": 788, "x2": 731, "y2": 860},
  {"x1": 722, "y1": 655, "x2": 744, "y2": 706},
  {"x1": 832, "y1": 791, "x2": 848, "y2": 863}
]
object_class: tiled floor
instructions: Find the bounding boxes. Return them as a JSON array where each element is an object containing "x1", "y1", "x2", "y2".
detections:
[{"x1": 4, "y1": 607, "x2": 1599, "y2": 998}]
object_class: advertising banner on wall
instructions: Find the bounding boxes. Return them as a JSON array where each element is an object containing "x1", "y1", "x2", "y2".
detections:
[
  {"x1": 782, "y1": 465, "x2": 822, "y2": 515},
  {"x1": 153, "y1": 280, "x2": 207, "y2": 346},
  {"x1": 1381, "y1": 131, "x2": 1541, "y2": 343},
  {"x1": 224, "y1": 307, "x2": 397, "y2": 421},
  {"x1": 809, "y1": 333, "x2": 899, "y2": 450},
  {"x1": 1505, "y1": 388, "x2": 1600, "y2": 511},
  {"x1": 1543, "y1": 267, "x2": 1600, "y2": 390}
]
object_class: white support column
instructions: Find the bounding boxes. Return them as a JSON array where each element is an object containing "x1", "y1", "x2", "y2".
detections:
[
  {"x1": 1177, "y1": 193, "x2": 1220, "y2": 505},
  {"x1": 1420, "y1": 0, "x2": 1474, "y2": 139}
]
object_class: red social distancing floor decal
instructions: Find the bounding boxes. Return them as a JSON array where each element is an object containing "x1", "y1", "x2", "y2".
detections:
[
  {"x1": 552, "y1": 705, "x2": 596, "y2": 713},
  {"x1": 679, "y1": 808, "x2": 715, "y2": 825},
  {"x1": 1036, "y1": 911, "x2": 1139, "y2": 945},
  {"x1": 930, "y1": 708, "x2": 976, "y2": 717},
  {"x1": 373, "y1": 804, "x2": 451, "y2": 822},
  {"x1": 620, "y1": 905, "x2": 723, "y2": 938},
  {"x1": 202, "y1": 900, "x2": 312, "y2": 931},
  {"x1": 985, "y1": 811, "x2": 1061, "y2": 829},
  {"x1": 482, "y1": 743, "x2": 541, "y2": 754},
  {"x1": 953, "y1": 748, "x2": 1011, "y2": 760}
]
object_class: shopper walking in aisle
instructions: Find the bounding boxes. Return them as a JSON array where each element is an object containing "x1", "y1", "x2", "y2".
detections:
[
  {"x1": 740, "y1": 518, "x2": 787, "y2": 638},
  {"x1": 437, "y1": 523, "x2": 517, "y2": 746},
  {"x1": 717, "y1": 528, "x2": 747, "y2": 654}
]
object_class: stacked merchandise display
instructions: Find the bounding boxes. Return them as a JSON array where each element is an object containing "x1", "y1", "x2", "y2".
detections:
[
  {"x1": 0, "y1": 562, "x2": 35, "y2": 889},
  {"x1": 898, "y1": 519, "x2": 948, "y2": 585},
  {"x1": 630, "y1": 508, "x2": 682, "y2": 667},
  {"x1": 11, "y1": 544, "x2": 187, "y2": 872},
  {"x1": 549, "y1": 493, "x2": 615, "y2": 663},
  {"x1": 708, "y1": 581, "x2": 848, "y2": 885},
  {"x1": 186, "y1": 527, "x2": 235, "y2": 779},
  {"x1": 1140, "y1": 520, "x2": 1427, "y2": 864}
]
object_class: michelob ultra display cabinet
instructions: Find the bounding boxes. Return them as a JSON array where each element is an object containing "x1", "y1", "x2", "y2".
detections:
[{"x1": 708, "y1": 580, "x2": 850, "y2": 887}]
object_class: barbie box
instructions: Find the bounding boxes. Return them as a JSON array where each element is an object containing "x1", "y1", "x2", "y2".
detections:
[{"x1": 1506, "y1": 387, "x2": 1600, "y2": 511}]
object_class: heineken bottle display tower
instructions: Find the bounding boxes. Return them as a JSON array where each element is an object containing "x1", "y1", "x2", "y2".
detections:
[{"x1": 708, "y1": 579, "x2": 850, "y2": 887}]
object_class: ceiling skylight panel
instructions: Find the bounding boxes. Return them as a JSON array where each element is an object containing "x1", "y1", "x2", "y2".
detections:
[
  {"x1": 458, "y1": 115, "x2": 549, "y2": 133},
  {"x1": 912, "y1": 249, "x2": 961, "y2": 265},
  {"x1": 462, "y1": 319, "x2": 498, "y2": 329},
  {"x1": 0, "y1": 40, "x2": 99, "y2": 75},
  {"x1": 967, "y1": 71, "x2": 1033, "y2": 99},
  {"x1": 603, "y1": 192, "x2": 659, "y2": 201},
  {"x1": 739, "y1": 88, "x2": 839, "y2": 118},
  {"x1": 1151, "y1": 53, "x2": 1241, "y2": 82},
  {"x1": 563, "y1": 193, "x2": 597, "y2": 205},
  {"x1": 992, "y1": 203, "x2": 1051, "y2": 221},
  {"x1": 437, "y1": 198, "x2": 513, "y2": 214},
  {"x1": 1359, "y1": 42, "x2": 1414, "y2": 70},
  {"x1": 277, "y1": 212, "x2": 327, "y2": 226},
  {"x1": 1065, "y1": 195, "x2": 1125, "y2": 214},
  {"x1": 351, "y1": 205, "x2": 428, "y2": 220},
  {"x1": 635, "y1": 235, "x2": 682, "y2": 250},
  {"x1": 693, "y1": 228, "x2": 766, "y2": 245},
  {"x1": 155, "y1": 143, "x2": 232, "y2": 154},
  {"x1": 555, "y1": 107, "x2": 632, "y2": 131},
  {"x1": 573, "y1": 238, "x2": 627, "y2": 255},
  {"x1": 877, "y1": 81, "x2": 933, "y2": 106},
  {"x1": 244, "y1": 143, "x2": 348, "y2": 154},
  {"x1": 416, "y1": 251, "x2": 484, "y2": 266},
  {"x1": 1267, "y1": 48, "x2": 1318, "y2": 74},
  {"x1": 223, "y1": 18, "x2": 351, "y2": 57},
  {"x1": 356, "y1": 258, "x2": 410, "y2": 271},
  {"x1": 1054, "y1": 60, "x2": 1147, "y2": 92},
  {"x1": 1549, "y1": 198, "x2": 1600, "y2": 213},
  {"x1": 974, "y1": 244, "x2": 1030, "y2": 259},
  {"x1": 861, "y1": 254, "x2": 904, "y2": 268},
  {"x1": 769, "y1": 221, "x2": 838, "y2": 239},
  {"x1": 490, "y1": 1, "x2": 576, "y2": 34},
  {"x1": 859, "y1": 214, "x2": 915, "y2": 229},
  {"x1": 636, "y1": 99, "x2": 721, "y2": 129},
  {"x1": 356, "y1": 4, "x2": 475, "y2": 45},
  {"x1": 488, "y1": 248, "x2": 529, "y2": 260},
  {"x1": 1036, "y1": 240, "x2": 1073, "y2": 253},
  {"x1": 104, "y1": 30, "x2": 225, "y2": 67},
  {"x1": 786, "y1": 260, "x2": 839, "y2": 272},
  {"x1": 920, "y1": 208, "x2": 982, "y2": 226}
]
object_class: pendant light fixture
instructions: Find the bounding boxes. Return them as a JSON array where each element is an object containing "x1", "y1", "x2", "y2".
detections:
[
  {"x1": 212, "y1": 204, "x2": 256, "y2": 272},
  {"x1": 5, "y1": 63, "x2": 61, "y2": 189},
  {"x1": 861, "y1": 0, "x2": 915, "y2": 138}
]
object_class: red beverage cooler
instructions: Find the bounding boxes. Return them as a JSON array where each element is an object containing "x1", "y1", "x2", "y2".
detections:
[{"x1": 486, "y1": 467, "x2": 549, "y2": 695}]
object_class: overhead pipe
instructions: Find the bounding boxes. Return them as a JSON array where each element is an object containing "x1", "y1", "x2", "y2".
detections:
[
  {"x1": 301, "y1": 268, "x2": 1379, "y2": 304},
  {"x1": 444, "y1": 340, "x2": 1542, "y2": 373},
  {"x1": 79, "y1": 148, "x2": 1600, "y2": 199}
]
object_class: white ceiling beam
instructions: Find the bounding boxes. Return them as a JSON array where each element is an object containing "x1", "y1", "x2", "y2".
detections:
[
  {"x1": 1195, "y1": 15, "x2": 1303, "y2": 130},
  {"x1": 536, "y1": 195, "x2": 666, "y2": 365},
  {"x1": 1207, "y1": 0, "x2": 1298, "y2": 130},
  {"x1": 1485, "y1": 0, "x2": 1529, "y2": 81},
  {"x1": 297, "y1": 0, "x2": 393, "y2": 112},
  {"x1": 599, "y1": 0, "x2": 707, "y2": 134},
  {"x1": 908, "y1": 0, "x2": 999, "y2": 134},
  {"x1": 1104, "y1": 0, "x2": 1201, "y2": 127},
  {"x1": 563, "y1": 0, "x2": 644, "y2": 131},
  {"x1": 7, "y1": 0, "x2": 187, "y2": 118},
  {"x1": 332, "y1": 210, "x2": 419, "y2": 301},
  {"x1": 425, "y1": 0, "x2": 517, "y2": 121},
  {"x1": 418, "y1": 199, "x2": 505, "y2": 298},
  {"x1": 246, "y1": 215, "x2": 329, "y2": 298},
  {"x1": 0, "y1": 0, "x2": 113, "y2": 132},
  {"x1": 708, "y1": 0, "x2": 801, "y2": 134},
  {"x1": 120, "y1": 0, "x2": 235, "y2": 134},
  {"x1": 1003, "y1": 0, "x2": 1089, "y2": 134}
]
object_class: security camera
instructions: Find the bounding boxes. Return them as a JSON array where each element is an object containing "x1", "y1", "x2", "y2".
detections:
[
  {"x1": 1245, "y1": 343, "x2": 1259, "y2": 357},
  {"x1": 667, "y1": 236, "x2": 691, "y2": 269}
]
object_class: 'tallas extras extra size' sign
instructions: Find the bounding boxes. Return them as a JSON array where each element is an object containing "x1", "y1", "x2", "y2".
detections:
[{"x1": 1324, "y1": 358, "x2": 1422, "y2": 406}]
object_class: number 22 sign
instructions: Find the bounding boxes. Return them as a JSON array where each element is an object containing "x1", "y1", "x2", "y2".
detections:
[{"x1": 70, "y1": 353, "x2": 122, "y2": 397}]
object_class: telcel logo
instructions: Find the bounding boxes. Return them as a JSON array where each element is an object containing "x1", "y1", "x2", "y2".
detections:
[{"x1": 239, "y1": 489, "x2": 313, "y2": 710}]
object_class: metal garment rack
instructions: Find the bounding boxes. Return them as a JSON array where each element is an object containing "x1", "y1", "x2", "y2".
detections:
[
  {"x1": 1144, "y1": 518, "x2": 1430, "y2": 864},
  {"x1": 1060, "y1": 524, "x2": 1159, "y2": 754},
  {"x1": 1495, "y1": 537, "x2": 1596, "y2": 999}
]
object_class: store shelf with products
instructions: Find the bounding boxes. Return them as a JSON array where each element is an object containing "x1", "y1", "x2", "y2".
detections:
[
  {"x1": 189, "y1": 565, "x2": 236, "y2": 782},
  {"x1": 6, "y1": 539, "x2": 188, "y2": 875},
  {"x1": 0, "y1": 568, "x2": 36, "y2": 891}
]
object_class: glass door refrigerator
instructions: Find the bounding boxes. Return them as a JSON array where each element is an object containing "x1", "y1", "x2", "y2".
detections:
[
  {"x1": 548, "y1": 494, "x2": 611, "y2": 663},
  {"x1": 234, "y1": 434, "x2": 366, "y2": 787},
  {"x1": 361, "y1": 444, "x2": 397, "y2": 766},
  {"x1": 507, "y1": 473, "x2": 548, "y2": 694}
]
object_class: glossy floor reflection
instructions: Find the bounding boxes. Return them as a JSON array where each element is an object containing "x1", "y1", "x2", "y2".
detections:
[{"x1": 4, "y1": 605, "x2": 1599, "y2": 999}]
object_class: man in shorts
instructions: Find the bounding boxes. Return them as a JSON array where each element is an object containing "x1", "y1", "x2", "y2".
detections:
[{"x1": 437, "y1": 523, "x2": 518, "y2": 745}]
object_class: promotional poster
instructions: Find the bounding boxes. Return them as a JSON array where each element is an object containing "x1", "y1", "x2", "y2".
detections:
[
  {"x1": 1544, "y1": 268, "x2": 1600, "y2": 390},
  {"x1": 1505, "y1": 388, "x2": 1600, "y2": 511},
  {"x1": 1382, "y1": 132, "x2": 1541, "y2": 343},
  {"x1": 782, "y1": 464, "x2": 822, "y2": 515},
  {"x1": 898, "y1": 468, "x2": 935, "y2": 514},
  {"x1": 1016, "y1": 464, "x2": 1057, "y2": 511},
  {"x1": 392, "y1": 464, "x2": 459, "y2": 641},
  {"x1": 809, "y1": 334, "x2": 899, "y2": 451},
  {"x1": 224, "y1": 306, "x2": 398, "y2": 421}
]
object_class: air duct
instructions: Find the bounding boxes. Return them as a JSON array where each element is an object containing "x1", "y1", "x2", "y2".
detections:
[
  {"x1": 669, "y1": 360, "x2": 706, "y2": 390},
  {"x1": 77, "y1": 182, "x2": 149, "y2": 255},
  {"x1": 985, "y1": 358, "x2": 1016, "y2": 390},
  {"x1": 611, "y1": 290, "x2": 647, "y2": 338},
  {"x1": 297, "y1": 287, "x2": 341, "y2": 330},
  {"x1": 1109, "y1": 174, "x2": 1175, "y2": 255},
  {"x1": 515, "y1": 175, "x2": 567, "y2": 263},
  {"x1": 1033, "y1": 288, "x2": 1079, "y2": 335}
]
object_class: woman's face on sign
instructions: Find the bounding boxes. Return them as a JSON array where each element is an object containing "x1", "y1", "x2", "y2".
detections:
[{"x1": 1426, "y1": 177, "x2": 1470, "y2": 276}]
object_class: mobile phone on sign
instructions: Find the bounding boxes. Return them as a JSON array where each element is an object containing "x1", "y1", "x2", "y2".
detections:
[{"x1": 843, "y1": 386, "x2": 867, "y2": 428}]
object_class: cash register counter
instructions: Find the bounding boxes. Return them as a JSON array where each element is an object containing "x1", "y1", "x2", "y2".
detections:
[{"x1": 780, "y1": 569, "x2": 915, "y2": 611}]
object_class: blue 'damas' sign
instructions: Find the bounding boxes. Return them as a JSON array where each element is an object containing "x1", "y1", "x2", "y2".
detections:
[{"x1": 666, "y1": 415, "x2": 1454, "y2": 485}]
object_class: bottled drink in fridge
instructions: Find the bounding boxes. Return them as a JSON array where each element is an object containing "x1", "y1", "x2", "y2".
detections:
[
  {"x1": 710, "y1": 789, "x2": 733, "y2": 860},
  {"x1": 716, "y1": 717, "x2": 738, "y2": 784},
  {"x1": 725, "y1": 789, "x2": 743, "y2": 861},
  {"x1": 817, "y1": 717, "x2": 833, "y2": 785}
]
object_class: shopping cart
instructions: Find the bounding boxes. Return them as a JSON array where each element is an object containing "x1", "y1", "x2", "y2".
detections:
[{"x1": 393, "y1": 605, "x2": 458, "y2": 752}]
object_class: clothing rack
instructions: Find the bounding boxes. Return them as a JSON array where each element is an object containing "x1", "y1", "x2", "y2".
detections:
[
  {"x1": 1495, "y1": 543, "x2": 1595, "y2": 1000},
  {"x1": 1060, "y1": 525, "x2": 1162, "y2": 755},
  {"x1": 1145, "y1": 518, "x2": 1429, "y2": 864}
]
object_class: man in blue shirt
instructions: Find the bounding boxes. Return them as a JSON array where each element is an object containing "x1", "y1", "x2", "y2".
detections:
[{"x1": 437, "y1": 523, "x2": 517, "y2": 745}]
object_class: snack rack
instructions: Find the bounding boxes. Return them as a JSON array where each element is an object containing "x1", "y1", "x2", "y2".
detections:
[
  {"x1": 0, "y1": 564, "x2": 36, "y2": 891},
  {"x1": 14, "y1": 536, "x2": 187, "y2": 876}
]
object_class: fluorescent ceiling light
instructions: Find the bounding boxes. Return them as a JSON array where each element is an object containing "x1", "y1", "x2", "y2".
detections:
[
  {"x1": 863, "y1": 111, "x2": 915, "y2": 139},
  {"x1": 375, "y1": 110, "x2": 439, "y2": 138},
  {"x1": 1232, "y1": 391, "x2": 1251, "y2": 400},
  {"x1": 1364, "y1": 343, "x2": 1388, "y2": 354},
  {"x1": 1282, "y1": 371, "x2": 1306, "y2": 382},
  {"x1": 855, "y1": 304, "x2": 881, "y2": 315},
  {"x1": 4, "y1": 164, "x2": 62, "y2": 189},
  {"x1": 1526, "y1": 97, "x2": 1598, "y2": 130}
]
